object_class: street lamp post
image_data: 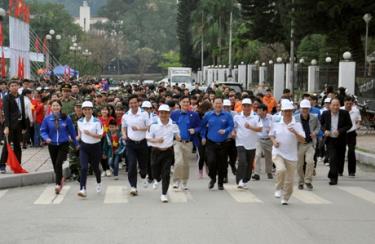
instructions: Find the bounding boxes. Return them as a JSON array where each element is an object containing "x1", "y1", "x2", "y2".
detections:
[
  {"x1": 363, "y1": 13, "x2": 372, "y2": 77},
  {"x1": 299, "y1": 58, "x2": 305, "y2": 91},
  {"x1": 69, "y1": 42, "x2": 81, "y2": 71},
  {"x1": 46, "y1": 29, "x2": 61, "y2": 69},
  {"x1": 325, "y1": 56, "x2": 332, "y2": 86},
  {"x1": 82, "y1": 49, "x2": 92, "y2": 75}
]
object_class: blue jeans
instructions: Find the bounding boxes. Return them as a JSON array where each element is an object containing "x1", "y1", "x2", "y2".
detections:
[
  {"x1": 109, "y1": 154, "x2": 120, "y2": 176},
  {"x1": 33, "y1": 123, "x2": 41, "y2": 147}
]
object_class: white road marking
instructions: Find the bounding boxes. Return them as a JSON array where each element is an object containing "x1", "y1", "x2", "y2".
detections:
[
  {"x1": 34, "y1": 186, "x2": 70, "y2": 205},
  {"x1": 338, "y1": 186, "x2": 375, "y2": 204},
  {"x1": 0, "y1": 190, "x2": 8, "y2": 199},
  {"x1": 168, "y1": 187, "x2": 188, "y2": 203},
  {"x1": 225, "y1": 184, "x2": 263, "y2": 203},
  {"x1": 292, "y1": 190, "x2": 331, "y2": 204},
  {"x1": 104, "y1": 186, "x2": 129, "y2": 204}
]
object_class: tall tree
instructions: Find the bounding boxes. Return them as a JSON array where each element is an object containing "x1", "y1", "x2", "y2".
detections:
[{"x1": 177, "y1": 0, "x2": 199, "y2": 68}]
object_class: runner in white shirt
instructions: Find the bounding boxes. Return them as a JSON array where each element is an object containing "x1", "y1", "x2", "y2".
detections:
[
  {"x1": 146, "y1": 105, "x2": 181, "y2": 203},
  {"x1": 342, "y1": 96, "x2": 361, "y2": 176},
  {"x1": 77, "y1": 101, "x2": 104, "y2": 198},
  {"x1": 121, "y1": 95, "x2": 150, "y2": 196},
  {"x1": 142, "y1": 100, "x2": 158, "y2": 184},
  {"x1": 233, "y1": 98, "x2": 263, "y2": 189},
  {"x1": 269, "y1": 100, "x2": 305, "y2": 205}
]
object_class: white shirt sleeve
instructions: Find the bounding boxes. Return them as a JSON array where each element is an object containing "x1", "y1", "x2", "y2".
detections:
[
  {"x1": 121, "y1": 114, "x2": 127, "y2": 129},
  {"x1": 96, "y1": 121, "x2": 104, "y2": 136}
]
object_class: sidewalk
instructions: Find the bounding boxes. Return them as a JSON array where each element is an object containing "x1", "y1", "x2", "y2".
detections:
[
  {"x1": 356, "y1": 134, "x2": 375, "y2": 167},
  {"x1": 0, "y1": 146, "x2": 70, "y2": 189}
]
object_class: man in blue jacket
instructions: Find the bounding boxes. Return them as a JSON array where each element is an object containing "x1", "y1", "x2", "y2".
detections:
[
  {"x1": 170, "y1": 96, "x2": 201, "y2": 190},
  {"x1": 201, "y1": 97, "x2": 234, "y2": 190}
]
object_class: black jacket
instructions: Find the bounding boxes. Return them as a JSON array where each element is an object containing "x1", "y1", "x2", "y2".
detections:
[
  {"x1": 3, "y1": 93, "x2": 27, "y2": 130},
  {"x1": 320, "y1": 109, "x2": 352, "y2": 141}
]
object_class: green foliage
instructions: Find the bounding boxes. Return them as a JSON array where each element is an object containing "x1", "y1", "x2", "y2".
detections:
[
  {"x1": 297, "y1": 34, "x2": 328, "y2": 63},
  {"x1": 159, "y1": 51, "x2": 181, "y2": 71}
]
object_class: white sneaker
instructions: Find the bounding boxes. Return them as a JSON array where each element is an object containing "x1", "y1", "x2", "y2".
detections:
[
  {"x1": 182, "y1": 183, "x2": 188, "y2": 190},
  {"x1": 119, "y1": 164, "x2": 123, "y2": 169},
  {"x1": 172, "y1": 181, "x2": 179, "y2": 189},
  {"x1": 237, "y1": 180, "x2": 246, "y2": 189},
  {"x1": 160, "y1": 194, "x2": 168, "y2": 203},
  {"x1": 96, "y1": 183, "x2": 102, "y2": 193},
  {"x1": 152, "y1": 180, "x2": 159, "y2": 190},
  {"x1": 281, "y1": 198, "x2": 288, "y2": 205},
  {"x1": 274, "y1": 190, "x2": 282, "y2": 198},
  {"x1": 101, "y1": 171, "x2": 106, "y2": 177},
  {"x1": 130, "y1": 187, "x2": 138, "y2": 196},
  {"x1": 113, "y1": 176, "x2": 119, "y2": 180},
  {"x1": 105, "y1": 170, "x2": 112, "y2": 177},
  {"x1": 143, "y1": 178, "x2": 149, "y2": 188},
  {"x1": 77, "y1": 189, "x2": 87, "y2": 198}
]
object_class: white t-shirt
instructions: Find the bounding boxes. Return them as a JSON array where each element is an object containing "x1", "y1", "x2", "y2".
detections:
[
  {"x1": 77, "y1": 116, "x2": 103, "y2": 144},
  {"x1": 269, "y1": 118, "x2": 305, "y2": 162},
  {"x1": 234, "y1": 112, "x2": 263, "y2": 150},
  {"x1": 121, "y1": 107, "x2": 150, "y2": 141},
  {"x1": 341, "y1": 106, "x2": 361, "y2": 132},
  {"x1": 146, "y1": 119, "x2": 180, "y2": 149}
]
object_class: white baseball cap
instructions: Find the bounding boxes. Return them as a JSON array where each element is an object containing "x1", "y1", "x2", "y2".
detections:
[
  {"x1": 223, "y1": 99, "x2": 231, "y2": 106},
  {"x1": 242, "y1": 98, "x2": 252, "y2": 105},
  {"x1": 324, "y1": 97, "x2": 331, "y2": 103},
  {"x1": 158, "y1": 104, "x2": 170, "y2": 112},
  {"x1": 300, "y1": 99, "x2": 311, "y2": 108},
  {"x1": 82, "y1": 101, "x2": 93, "y2": 108},
  {"x1": 281, "y1": 99, "x2": 294, "y2": 111},
  {"x1": 141, "y1": 101, "x2": 152, "y2": 108}
]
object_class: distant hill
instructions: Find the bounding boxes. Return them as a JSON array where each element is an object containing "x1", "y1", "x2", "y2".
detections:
[{"x1": 34, "y1": 0, "x2": 108, "y2": 17}]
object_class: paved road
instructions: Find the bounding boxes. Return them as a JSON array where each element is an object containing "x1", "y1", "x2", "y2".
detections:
[{"x1": 0, "y1": 158, "x2": 374, "y2": 244}]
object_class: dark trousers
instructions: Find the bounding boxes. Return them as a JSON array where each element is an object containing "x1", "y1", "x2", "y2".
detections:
[
  {"x1": 80, "y1": 142, "x2": 101, "y2": 190},
  {"x1": 48, "y1": 142, "x2": 69, "y2": 185},
  {"x1": 206, "y1": 140, "x2": 227, "y2": 186},
  {"x1": 225, "y1": 139, "x2": 237, "y2": 176},
  {"x1": 0, "y1": 124, "x2": 22, "y2": 169},
  {"x1": 236, "y1": 147, "x2": 256, "y2": 184},
  {"x1": 151, "y1": 148, "x2": 173, "y2": 195},
  {"x1": 327, "y1": 138, "x2": 346, "y2": 183},
  {"x1": 147, "y1": 146, "x2": 153, "y2": 181},
  {"x1": 100, "y1": 138, "x2": 110, "y2": 171},
  {"x1": 126, "y1": 139, "x2": 148, "y2": 188},
  {"x1": 197, "y1": 143, "x2": 206, "y2": 170},
  {"x1": 343, "y1": 131, "x2": 357, "y2": 175}
]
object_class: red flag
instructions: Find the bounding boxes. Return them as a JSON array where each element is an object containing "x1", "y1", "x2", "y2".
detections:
[
  {"x1": 17, "y1": 56, "x2": 21, "y2": 78},
  {"x1": 1, "y1": 49, "x2": 5, "y2": 79},
  {"x1": 14, "y1": 0, "x2": 20, "y2": 18},
  {"x1": 6, "y1": 143, "x2": 28, "y2": 174},
  {"x1": 35, "y1": 36, "x2": 40, "y2": 53},
  {"x1": 20, "y1": 58, "x2": 24, "y2": 79},
  {"x1": 25, "y1": 5, "x2": 30, "y2": 23},
  {"x1": 9, "y1": 0, "x2": 14, "y2": 16},
  {"x1": 43, "y1": 36, "x2": 47, "y2": 54}
]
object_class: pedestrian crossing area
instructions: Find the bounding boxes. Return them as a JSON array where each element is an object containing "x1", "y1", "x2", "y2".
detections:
[{"x1": 1, "y1": 183, "x2": 375, "y2": 206}]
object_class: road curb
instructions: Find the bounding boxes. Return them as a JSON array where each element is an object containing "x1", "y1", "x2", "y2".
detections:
[
  {"x1": 0, "y1": 162, "x2": 71, "y2": 190},
  {"x1": 356, "y1": 150, "x2": 375, "y2": 167}
]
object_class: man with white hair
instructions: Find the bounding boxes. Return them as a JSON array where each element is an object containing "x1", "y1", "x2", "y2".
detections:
[
  {"x1": 294, "y1": 99, "x2": 320, "y2": 191},
  {"x1": 269, "y1": 100, "x2": 305, "y2": 205}
]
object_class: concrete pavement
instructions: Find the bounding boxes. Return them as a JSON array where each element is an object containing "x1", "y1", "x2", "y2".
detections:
[
  {"x1": 0, "y1": 160, "x2": 374, "y2": 244},
  {"x1": 0, "y1": 146, "x2": 70, "y2": 189}
]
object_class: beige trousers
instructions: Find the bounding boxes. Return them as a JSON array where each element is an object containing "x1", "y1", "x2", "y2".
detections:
[
  {"x1": 173, "y1": 141, "x2": 193, "y2": 183},
  {"x1": 297, "y1": 143, "x2": 315, "y2": 185},
  {"x1": 273, "y1": 155, "x2": 296, "y2": 201}
]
